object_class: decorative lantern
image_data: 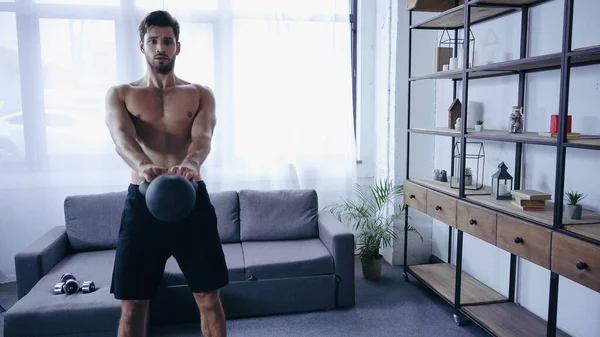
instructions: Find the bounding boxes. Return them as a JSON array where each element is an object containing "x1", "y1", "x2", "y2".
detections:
[
  {"x1": 492, "y1": 162, "x2": 513, "y2": 200},
  {"x1": 450, "y1": 141, "x2": 485, "y2": 190}
]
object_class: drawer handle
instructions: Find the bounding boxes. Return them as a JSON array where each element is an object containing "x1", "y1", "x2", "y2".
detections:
[
  {"x1": 469, "y1": 219, "x2": 477, "y2": 225},
  {"x1": 435, "y1": 205, "x2": 442, "y2": 211},
  {"x1": 410, "y1": 194, "x2": 415, "y2": 199},
  {"x1": 514, "y1": 237, "x2": 524, "y2": 244},
  {"x1": 576, "y1": 262, "x2": 588, "y2": 270}
]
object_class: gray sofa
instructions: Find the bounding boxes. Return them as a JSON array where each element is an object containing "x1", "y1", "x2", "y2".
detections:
[{"x1": 3, "y1": 188, "x2": 355, "y2": 337}]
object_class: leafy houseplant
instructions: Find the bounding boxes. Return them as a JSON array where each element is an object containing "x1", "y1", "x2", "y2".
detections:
[
  {"x1": 475, "y1": 120, "x2": 484, "y2": 132},
  {"x1": 564, "y1": 190, "x2": 586, "y2": 220},
  {"x1": 327, "y1": 179, "x2": 421, "y2": 281},
  {"x1": 464, "y1": 167, "x2": 473, "y2": 186}
]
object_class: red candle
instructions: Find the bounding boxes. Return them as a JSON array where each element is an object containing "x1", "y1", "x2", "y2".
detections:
[{"x1": 550, "y1": 115, "x2": 572, "y2": 133}]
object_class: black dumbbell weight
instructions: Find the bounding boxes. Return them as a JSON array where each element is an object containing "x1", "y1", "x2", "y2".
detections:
[
  {"x1": 54, "y1": 273, "x2": 78, "y2": 295},
  {"x1": 81, "y1": 281, "x2": 96, "y2": 293},
  {"x1": 53, "y1": 273, "x2": 96, "y2": 295}
]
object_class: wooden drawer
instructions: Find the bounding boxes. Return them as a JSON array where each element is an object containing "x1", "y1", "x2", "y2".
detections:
[
  {"x1": 426, "y1": 190, "x2": 456, "y2": 227},
  {"x1": 551, "y1": 232, "x2": 600, "y2": 294},
  {"x1": 404, "y1": 180, "x2": 427, "y2": 213},
  {"x1": 457, "y1": 201, "x2": 497, "y2": 245},
  {"x1": 496, "y1": 214, "x2": 552, "y2": 269}
]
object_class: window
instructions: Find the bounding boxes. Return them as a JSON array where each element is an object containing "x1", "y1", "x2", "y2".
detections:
[
  {"x1": 34, "y1": 0, "x2": 119, "y2": 5},
  {"x1": 231, "y1": 19, "x2": 352, "y2": 156},
  {"x1": 0, "y1": 12, "x2": 23, "y2": 163},
  {"x1": 0, "y1": 0, "x2": 356, "y2": 166},
  {"x1": 231, "y1": 0, "x2": 349, "y2": 16},
  {"x1": 39, "y1": 19, "x2": 117, "y2": 155},
  {"x1": 136, "y1": 0, "x2": 218, "y2": 10},
  {"x1": 4, "y1": 115, "x2": 23, "y2": 125}
]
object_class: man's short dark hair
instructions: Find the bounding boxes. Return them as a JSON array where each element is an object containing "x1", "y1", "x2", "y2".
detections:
[{"x1": 139, "y1": 10, "x2": 180, "y2": 42}]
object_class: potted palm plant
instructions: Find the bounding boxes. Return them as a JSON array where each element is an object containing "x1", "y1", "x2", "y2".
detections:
[
  {"x1": 327, "y1": 179, "x2": 421, "y2": 281},
  {"x1": 564, "y1": 190, "x2": 586, "y2": 220}
]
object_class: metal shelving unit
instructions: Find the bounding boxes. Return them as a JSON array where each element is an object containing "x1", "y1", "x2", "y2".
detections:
[{"x1": 402, "y1": 0, "x2": 600, "y2": 336}]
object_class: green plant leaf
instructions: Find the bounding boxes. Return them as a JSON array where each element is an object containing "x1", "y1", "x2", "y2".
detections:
[{"x1": 326, "y1": 178, "x2": 422, "y2": 261}]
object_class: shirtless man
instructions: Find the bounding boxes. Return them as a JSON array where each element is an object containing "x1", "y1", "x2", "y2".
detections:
[{"x1": 104, "y1": 10, "x2": 228, "y2": 337}]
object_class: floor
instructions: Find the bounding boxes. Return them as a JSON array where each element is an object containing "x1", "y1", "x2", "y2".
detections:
[{"x1": 0, "y1": 260, "x2": 489, "y2": 337}]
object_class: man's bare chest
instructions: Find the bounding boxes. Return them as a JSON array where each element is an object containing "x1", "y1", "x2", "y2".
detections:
[{"x1": 124, "y1": 87, "x2": 200, "y2": 128}]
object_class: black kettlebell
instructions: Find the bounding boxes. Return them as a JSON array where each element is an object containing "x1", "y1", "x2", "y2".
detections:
[{"x1": 139, "y1": 173, "x2": 198, "y2": 222}]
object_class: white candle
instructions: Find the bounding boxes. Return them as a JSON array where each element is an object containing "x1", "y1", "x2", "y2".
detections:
[
  {"x1": 449, "y1": 57, "x2": 458, "y2": 70},
  {"x1": 498, "y1": 184, "x2": 507, "y2": 196}
]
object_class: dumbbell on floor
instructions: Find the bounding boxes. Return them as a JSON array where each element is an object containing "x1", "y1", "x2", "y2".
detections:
[{"x1": 53, "y1": 273, "x2": 96, "y2": 295}]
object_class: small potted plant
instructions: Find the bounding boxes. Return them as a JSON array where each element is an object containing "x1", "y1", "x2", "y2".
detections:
[
  {"x1": 474, "y1": 120, "x2": 484, "y2": 131},
  {"x1": 564, "y1": 190, "x2": 586, "y2": 220},
  {"x1": 464, "y1": 167, "x2": 472, "y2": 186}
]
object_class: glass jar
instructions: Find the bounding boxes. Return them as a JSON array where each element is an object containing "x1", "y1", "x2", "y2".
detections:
[{"x1": 509, "y1": 106, "x2": 523, "y2": 133}]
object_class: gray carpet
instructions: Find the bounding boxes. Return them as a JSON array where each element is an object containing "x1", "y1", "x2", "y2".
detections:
[{"x1": 1, "y1": 261, "x2": 489, "y2": 337}]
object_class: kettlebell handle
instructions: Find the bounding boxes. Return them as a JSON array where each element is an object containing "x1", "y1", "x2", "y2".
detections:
[{"x1": 139, "y1": 176, "x2": 198, "y2": 197}]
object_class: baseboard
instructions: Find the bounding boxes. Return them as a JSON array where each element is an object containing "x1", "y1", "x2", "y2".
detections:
[{"x1": 0, "y1": 281, "x2": 17, "y2": 292}]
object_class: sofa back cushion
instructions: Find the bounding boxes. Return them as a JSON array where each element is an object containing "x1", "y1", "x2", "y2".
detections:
[
  {"x1": 210, "y1": 191, "x2": 240, "y2": 243},
  {"x1": 239, "y1": 189, "x2": 318, "y2": 241},
  {"x1": 64, "y1": 191, "x2": 127, "y2": 252}
]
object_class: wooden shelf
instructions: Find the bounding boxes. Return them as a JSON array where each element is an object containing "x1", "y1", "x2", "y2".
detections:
[
  {"x1": 476, "y1": 0, "x2": 550, "y2": 4},
  {"x1": 408, "y1": 0, "x2": 550, "y2": 31},
  {"x1": 409, "y1": 127, "x2": 600, "y2": 148},
  {"x1": 409, "y1": 127, "x2": 462, "y2": 136},
  {"x1": 409, "y1": 69, "x2": 508, "y2": 81},
  {"x1": 462, "y1": 302, "x2": 571, "y2": 337},
  {"x1": 566, "y1": 137, "x2": 600, "y2": 150},
  {"x1": 411, "y1": 4, "x2": 515, "y2": 29},
  {"x1": 564, "y1": 224, "x2": 600, "y2": 243},
  {"x1": 410, "y1": 178, "x2": 492, "y2": 197},
  {"x1": 467, "y1": 194, "x2": 600, "y2": 227},
  {"x1": 567, "y1": 44, "x2": 600, "y2": 68},
  {"x1": 408, "y1": 263, "x2": 507, "y2": 305},
  {"x1": 409, "y1": 50, "x2": 600, "y2": 82},
  {"x1": 466, "y1": 129, "x2": 563, "y2": 145}
]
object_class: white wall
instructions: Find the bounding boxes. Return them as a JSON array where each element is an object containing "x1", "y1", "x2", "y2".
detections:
[
  {"x1": 355, "y1": 0, "x2": 376, "y2": 187},
  {"x1": 420, "y1": 1, "x2": 600, "y2": 336},
  {"x1": 356, "y1": 0, "x2": 439, "y2": 265}
]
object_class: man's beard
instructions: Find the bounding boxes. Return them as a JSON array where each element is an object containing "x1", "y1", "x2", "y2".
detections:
[{"x1": 147, "y1": 55, "x2": 175, "y2": 74}]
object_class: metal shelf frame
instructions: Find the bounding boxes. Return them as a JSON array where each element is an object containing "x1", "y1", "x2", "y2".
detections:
[{"x1": 403, "y1": 0, "x2": 598, "y2": 336}]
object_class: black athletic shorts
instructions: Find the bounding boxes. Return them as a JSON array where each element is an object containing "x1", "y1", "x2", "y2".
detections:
[{"x1": 110, "y1": 180, "x2": 229, "y2": 300}]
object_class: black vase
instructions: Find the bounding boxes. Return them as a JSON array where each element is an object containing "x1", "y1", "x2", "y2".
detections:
[{"x1": 439, "y1": 170, "x2": 448, "y2": 182}]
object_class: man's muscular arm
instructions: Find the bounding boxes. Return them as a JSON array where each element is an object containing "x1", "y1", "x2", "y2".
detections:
[
  {"x1": 171, "y1": 86, "x2": 216, "y2": 180},
  {"x1": 105, "y1": 86, "x2": 165, "y2": 181}
]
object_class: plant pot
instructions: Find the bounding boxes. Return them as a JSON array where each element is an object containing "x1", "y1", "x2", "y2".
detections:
[
  {"x1": 474, "y1": 124, "x2": 483, "y2": 132},
  {"x1": 465, "y1": 175, "x2": 472, "y2": 186},
  {"x1": 564, "y1": 204, "x2": 582, "y2": 220},
  {"x1": 361, "y1": 255, "x2": 383, "y2": 281}
]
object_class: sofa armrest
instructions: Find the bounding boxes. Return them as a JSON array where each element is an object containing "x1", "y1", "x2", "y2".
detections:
[
  {"x1": 318, "y1": 210, "x2": 355, "y2": 307},
  {"x1": 14, "y1": 226, "x2": 69, "y2": 299}
]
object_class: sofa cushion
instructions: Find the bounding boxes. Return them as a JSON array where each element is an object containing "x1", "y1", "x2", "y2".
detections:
[
  {"x1": 242, "y1": 239, "x2": 334, "y2": 280},
  {"x1": 163, "y1": 243, "x2": 246, "y2": 284},
  {"x1": 3, "y1": 250, "x2": 123, "y2": 336},
  {"x1": 64, "y1": 192, "x2": 126, "y2": 252},
  {"x1": 210, "y1": 191, "x2": 240, "y2": 243},
  {"x1": 239, "y1": 189, "x2": 318, "y2": 241}
]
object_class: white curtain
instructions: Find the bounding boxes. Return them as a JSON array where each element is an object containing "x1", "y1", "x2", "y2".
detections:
[{"x1": 0, "y1": 0, "x2": 356, "y2": 282}]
